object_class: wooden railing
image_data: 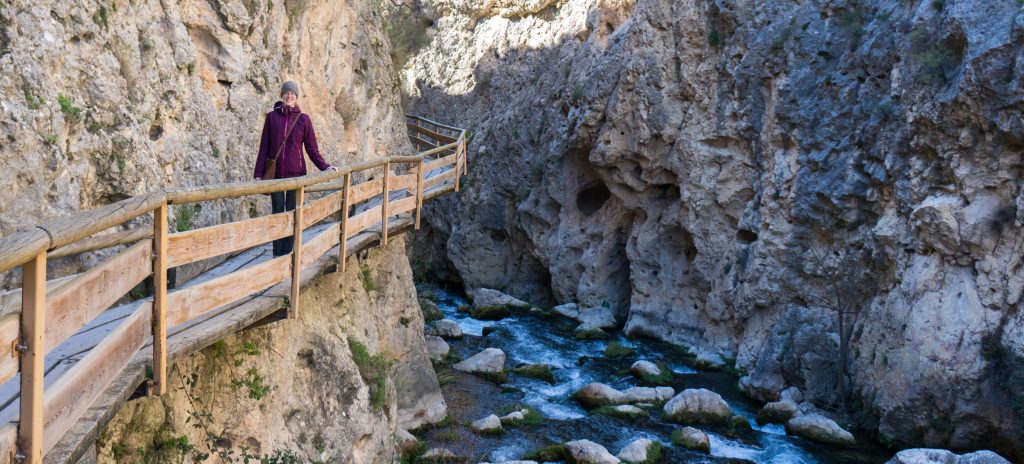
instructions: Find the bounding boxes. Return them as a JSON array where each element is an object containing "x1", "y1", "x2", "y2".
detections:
[{"x1": 0, "y1": 115, "x2": 466, "y2": 463}]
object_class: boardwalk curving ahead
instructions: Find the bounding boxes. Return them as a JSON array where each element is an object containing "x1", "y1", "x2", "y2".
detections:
[{"x1": 0, "y1": 115, "x2": 467, "y2": 463}]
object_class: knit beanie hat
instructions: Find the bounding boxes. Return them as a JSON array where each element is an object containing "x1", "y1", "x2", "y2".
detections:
[{"x1": 281, "y1": 80, "x2": 299, "y2": 96}]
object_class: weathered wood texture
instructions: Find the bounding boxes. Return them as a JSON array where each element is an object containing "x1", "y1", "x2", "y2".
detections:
[
  {"x1": 388, "y1": 196, "x2": 417, "y2": 217},
  {"x1": 302, "y1": 191, "x2": 343, "y2": 226},
  {"x1": 425, "y1": 153, "x2": 458, "y2": 172},
  {"x1": 20, "y1": 252, "x2": 46, "y2": 464},
  {"x1": 165, "y1": 255, "x2": 292, "y2": 327},
  {"x1": 349, "y1": 178, "x2": 384, "y2": 205},
  {"x1": 167, "y1": 213, "x2": 292, "y2": 267},
  {"x1": 425, "y1": 170, "x2": 457, "y2": 189},
  {"x1": 289, "y1": 187, "x2": 305, "y2": 319},
  {"x1": 300, "y1": 224, "x2": 341, "y2": 269},
  {"x1": 389, "y1": 174, "x2": 418, "y2": 192},
  {"x1": 152, "y1": 204, "x2": 169, "y2": 396},
  {"x1": 45, "y1": 240, "x2": 152, "y2": 353},
  {"x1": 49, "y1": 227, "x2": 152, "y2": 259},
  {"x1": 407, "y1": 124, "x2": 457, "y2": 143},
  {"x1": 347, "y1": 205, "x2": 383, "y2": 238},
  {"x1": 42, "y1": 305, "x2": 150, "y2": 454}
]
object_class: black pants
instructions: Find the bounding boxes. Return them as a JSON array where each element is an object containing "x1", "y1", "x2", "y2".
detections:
[{"x1": 271, "y1": 190, "x2": 296, "y2": 256}]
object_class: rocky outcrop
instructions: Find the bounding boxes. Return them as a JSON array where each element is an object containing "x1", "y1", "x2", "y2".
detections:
[
  {"x1": 662, "y1": 389, "x2": 733, "y2": 425},
  {"x1": 564, "y1": 439, "x2": 620, "y2": 464},
  {"x1": 573, "y1": 383, "x2": 673, "y2": 408},
  {"x1": 885, "y1": 449, "x2": 1012, "y2": 464},
  {"x1": 96, "y1": 238, "x2": 446, "y2": 462},
  {"x1": 785, "y1": 413, "x2": 857, "y2": 447},
  {"x1": 453, "y1": 347, "x2": 506, "y2": 373},
  {"x1": 402, "y1": 0, "x2": 1024, "y2": 457}
]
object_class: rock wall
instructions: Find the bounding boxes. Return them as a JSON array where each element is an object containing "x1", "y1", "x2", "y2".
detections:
[
  {"x1": 95, "y1": 237, "x2": 445, "y2": 463},
  {"x1": 0, "y1": 0, "x2": 410, "y2": 288},
  {"x1": 402, "y1": 0, "x2": 1024, "y2": 457}
]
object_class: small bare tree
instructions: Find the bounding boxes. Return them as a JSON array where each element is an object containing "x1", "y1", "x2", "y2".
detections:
[{"x1": 782, "y1": 229, "x2": 883, "y2": 412}]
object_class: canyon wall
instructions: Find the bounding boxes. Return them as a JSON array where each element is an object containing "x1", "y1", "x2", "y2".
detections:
[
  {"x1": 404, "y1": 0, "x2": 1024, "y2": 457},
  {"x1": 0, "y1": 0, "x2": 410, "y2": 287}
]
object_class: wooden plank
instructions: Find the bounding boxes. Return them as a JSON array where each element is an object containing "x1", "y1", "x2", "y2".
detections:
[
  {"x1": 38, "y1": 191, "x2": 165, "y2": 254},
  {"x1": 408, "y1": 123, "x2": 457, "y2": 143},
  {"x1": 424, "y1": 170, "x2": 457, "y2": 189},
  {"x1": 382, "y1": 164, "x2": 390, "y2": 247},
  {"x1": 49, "y1": 227, "x2": 152, "y2": 259},
  {"x1": 152, "y1": 204, "x2": 168, "y2": 396},
  {"x1": 339, "y1": 174, "x2": 351, "y2": 274},
  {"x1": 388, "y1": 196, "x2": 417, "y2": 217},
  {"x1": 289, "y1": 187, "x2": 305, "y2": 320},
  {"x1": 409, "y1": 135, "x2": 435, "y2": 150},
  {"x1": 0, "y1": 314, "x2": 18, "y2": 385},
  {"x1": 44, "y1": 241, "x2": 152, "y2": 353},
  {"x1": 300, "y1": 224, "x2": 341, "y2": 269},
  {"x1": 349, "y1": 178, "x2": 384, "y2": 205},
  {"x1": 425, "y1": 153, "x2": 457, "y2": 172},
  {"x1": 416, "y1": 160, "x2": 424, "y2": 229},
  {"x1": 0, "y1": 424, "x2": 15, "y2": 464},
  {"x1": 42, "y1": 304, "x2": 151, "y2": 454},
  {"x1": 20, "y1": 251, "x2": 46, "y2": 464},
  {"x1": 390, "y1": 174, "x2": 418, "y2": 192},
  {"x1": 301, "y1": 191, "x2": 343, "y2": 227},
  {"x1": 165, "y1": 255, "x2": 291, "y2": 327},
  {"x1": 0, "y1": 228, "x2": 51, "y2": 274},
  {"x1": 346, "y1": 205, "x2": 382, "y2": 238},
  {"x1": 166, "y1": 212, "x2": 293, "y2": 267}
]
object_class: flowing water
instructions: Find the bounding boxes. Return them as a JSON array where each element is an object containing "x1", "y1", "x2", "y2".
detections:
[{"x1": 416, "y1": 285, "x2": 893, "y2": 464}]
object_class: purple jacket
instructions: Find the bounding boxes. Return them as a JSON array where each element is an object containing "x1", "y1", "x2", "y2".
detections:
[{"x1": 253, "y1": 102, "x2": 332, "y2": 179}]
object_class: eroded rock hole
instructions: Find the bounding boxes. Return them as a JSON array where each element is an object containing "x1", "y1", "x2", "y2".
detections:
[
  {"x1": 736, "y1": 228, "x2": 759, "y2": 244},
  {"x1": 576, "y1": 181, "x2": 611, "y2": 216}
]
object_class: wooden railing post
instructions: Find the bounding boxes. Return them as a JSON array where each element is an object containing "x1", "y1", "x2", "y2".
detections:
[
  {"x1": 339, "y1": 173, "x2": 351, "y2": 273},
  {"x1": 415, "y1": 160, "x2": 425, "y2": 230},
  {"x1": 462, "y1": 137, "x2": 468, "y2": 176},
  {"x1": 18, "y1": 251, "x2": 45, "y2": 464},
  {"x1": 152, "y1": 203, "x2": 168, "y2": 395},
  {"x1": 381, "y1": 163, "x2": 390, "y2": 247},
  {"x1": 289, "y1": 187, "x2": 305, "y2": 319},
  {"x1": 454, "y1": 141, "x2": 462, "y2": 193}
]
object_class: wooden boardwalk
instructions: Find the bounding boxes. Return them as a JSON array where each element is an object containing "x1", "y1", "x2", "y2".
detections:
[{"x1": 0, "y1": 116, "x2": 466, "y2": 463}]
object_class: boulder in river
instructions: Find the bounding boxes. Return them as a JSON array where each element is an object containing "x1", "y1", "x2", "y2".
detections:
[
  {"x1": 671, "y1": 426, "x2": 710, "y2": 453},
  {"x1": 574, "y1": 323, "x2": 611, "y2": 340},
  {"x1": 513, "y1": 363, "x2": 555, "y2": 384},
  {"x1": 422, "y1": 448, "x2": 460, "y2": 461},
  {"x1": 663, "y1": 388, "x2": 733, "y2": 425},
  {"x1": 565, "y1": 439, "x2": 621, "y2": 464},
  {"x1": 419, "y1": 298, "x2": 444, "y2": 322},
  {"x1": 573, "y1": 383, "x2": 626, "y2": 408},
  {"x1": 469, "y1": 305, "x2": 512, "y2": 320},
  {"x1": 470, "y1": 288, "x2": 531, "y2": 308},
  {"x1": 394, "y1": 427, "x2": 420, "y2": 454},
  {"x1": 785, "y1": 413, "x2": 856, "y2": 446},
  {"x1": 552, "y1": 302, "x2": 579, "y2": 319},
  {"x1": 424, "y1": 336, "x2": 450, "y2": 361},
  {"x1": 431, "y1": 319, "x2": 463, "y2": 339},
  {"x1": 622, "y1": 386, "x2": 675, "y2": 404},
  {"x1": 630, "y1": 360, "x2": 661, "y2": 377},
  {"x1": 616, "y1": 438, "x2": 662, "y2": 464},
  {"x1": 884, "y1": 449, "x2": 1012, "y2": 464},
  {"x1": 471, "y1": 414, "x2": 504, "y2": 434},
  {"x1": 756, "y1": 400, "x2": 799, "y2": 424},
  {"x1": 578, "y1": 305, "x2": 617, "y2": 329},
  {"x1": 453, "y1": 348, "x2": 506, "y2": 373},
  {"x1": 593, "y1": 404, "x2": 648, "y2": 421}
]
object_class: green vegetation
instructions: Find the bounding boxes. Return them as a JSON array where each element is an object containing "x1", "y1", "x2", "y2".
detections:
[
  {"x1": 231, "y1": 367, "x2": 271, "y2": 400},
  {"x1": 92, "y1": 6, "x2": 108, "y2": 29},
  {"x1": 58, "y1": 94, "x2": 82, "y2": 122},
  {"x1": 603, "y1": 341, "x2": 635, "y2": 358},
  {"x1": 435, "y1": 430, "x2": 458, "y2": 442},
  {"x1": 634, "y1": 361, "x2": 673, "y2": 386},
  {"x1": 361, "y1": 263, "x2": 380, "y2": 292},
  {"x1": 23, "y1": 85, "x2": 41, "y2": 109},
  {"x1": 476, "y1": 370, "x2": 509, "y2": 384},
  {"x1": 592, "y1": 405, "x2": 647, "y2": 421},
  {"x1": 419, "y1": 298, "x2": 443, "y2": 321},
  {"x1": 468, "y1": 304, "x2": 511, "y2": 321},
  {"x1": 38, "y1": 131, "x2": 58, "y2": 146},
  {"x1": 174, "y1": 204, "x2": 198, "y2": 232},
  {"x1": 708, "y1": 29, "x2": 720, "y2": 47},
  {"x1": 187, "y1": 62, "x2": 195, "y2": 75},
  {"x1": 513, "y1": 364, "x2": 555, "y2": 384},
  {"x1": 522, "y1": 444, "x2": 568, "y2": 462},
  {"x1": 348, "y1": 335, "x2": 394, "y2": 412},
  {"x1": 399, "y1": 439, "x2": 427, "y2": 464},
  {"x1": 908, "y1": 25, "x2": 964, "y2": 85},
  {"x1": 500, "y1": 404, "x2": 544, "y2": 427}
]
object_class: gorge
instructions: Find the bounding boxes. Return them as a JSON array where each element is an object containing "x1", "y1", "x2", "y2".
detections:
[{"x1": 0, "y1": 0, "x2": 1020, "y2": 463}]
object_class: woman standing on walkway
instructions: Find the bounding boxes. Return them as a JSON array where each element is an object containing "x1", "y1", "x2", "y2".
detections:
[{"x1": 253, "y1": 80, "x2": 338, "y2": 256}]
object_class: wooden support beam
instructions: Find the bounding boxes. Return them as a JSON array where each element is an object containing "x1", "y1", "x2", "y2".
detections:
[
  {"x1": 290, "y1": 187, "x2": 305, "y2": 319},
  {"x1": 19, "y1": 251, "x2": 45, "y2": 464},
  {"x1": 381, "y1": 163, "x2": 390, "y2": 247},
  {"x1": 455, "y1": 139, "x2": 462, "y2": 193},
  {"x1": 415, "y1": 160, "x2": 424, "y2": 230},
  {"x1": 339, "y1": 174, "x2": 350, "y2": 273},
  {"x1": 152, "y1": 203, "x2": 168, "y2": 395}
]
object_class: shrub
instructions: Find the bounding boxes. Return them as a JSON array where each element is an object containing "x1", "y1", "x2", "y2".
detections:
[
  {"x1": 361, "y1": 263, "x2": 380, "y2": 292},
  {"x1": 174, "y1": 204, "x2": 198, "y2": 232},
  {"x1": 348, "y1": 335, "x2": 394, "y2": 412},
  {"x1": 58, "y1": 94, "x2": 82, "y2": 122}
]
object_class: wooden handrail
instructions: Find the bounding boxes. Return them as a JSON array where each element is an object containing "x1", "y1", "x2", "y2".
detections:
[{"x1": 0, "y1": 116, "x2": 468, "y2": 463}]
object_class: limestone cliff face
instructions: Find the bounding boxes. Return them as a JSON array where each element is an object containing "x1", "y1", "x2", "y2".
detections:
[
  {"x1": 0, "y1": 0, "x2": 409, "y2": 287},
  {"x1": 96, "y1": 237, "x2": 445, "y2": 463},
  {"x1": 404, "y1": 0, "x2": 1024, "y2": 456}
]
